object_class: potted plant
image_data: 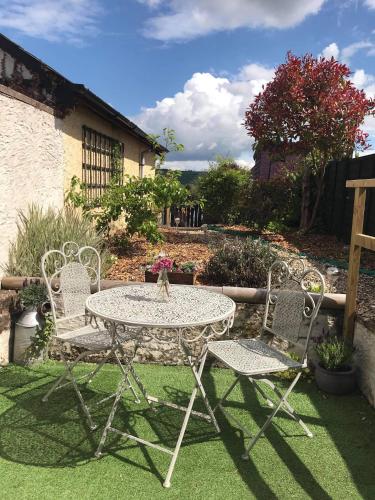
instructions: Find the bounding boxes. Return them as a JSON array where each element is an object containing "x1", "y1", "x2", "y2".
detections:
[
  {"x1": 145, "y1": 258, "x2": 198, "y2": 285},
  {"x1": 14, "y1": 283, "x2": 49, "y2": 364},
  {"x1": 314, "y1": 332, "x2": 356, "y2": 395}
]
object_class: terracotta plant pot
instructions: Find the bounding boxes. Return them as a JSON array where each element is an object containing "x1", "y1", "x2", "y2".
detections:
[
  {"x1": 145, "y1": 270, "x2": 196, "y2": 285},
  {"x1": 314, "y1": 363, "x2": 357, "y2": 395}
]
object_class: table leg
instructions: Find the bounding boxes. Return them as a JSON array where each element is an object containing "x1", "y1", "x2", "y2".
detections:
[
  {"x1": 187, "y1": 354, "x2": 220, "y2": 433},
  {"x1": 116, "y1": 343, "x2": 153, "y2": 409},
  {"x1": 95, "y1": 374, "x2": 130, "y2": 458},
  {"x1": 163, "y1": 349, "x2": 208, "y2": 488}
]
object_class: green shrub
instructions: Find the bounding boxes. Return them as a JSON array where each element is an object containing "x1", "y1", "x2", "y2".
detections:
[
  {"x1": 314, "y1": 333, "x2": 354, "y2": 371},
  {"x1": 196, "y1": 156, "x2": 251, "y2": 224},
  {"x1": 241, "y1": 173, "x2": 301, "y2": 231},
  {"x1": 18, "y1": 283, "x2": 48, "y2": 309},
  {"x1": 202, "y1": 237, "x2": 277, "y2": 287},
  {"x1": 67, "y1": 171, "x2": 192, "y2": 244},
  {"x1": 4, "y1": 205, "x2": 112, "y2": 277}
]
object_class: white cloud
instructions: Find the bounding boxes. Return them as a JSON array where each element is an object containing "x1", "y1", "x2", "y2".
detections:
[
  {"x1": 320, "y1": 40, "x2": 375, "y2": 64},
  {"x1": 0, "y1": 0, "x2": 101, "y2": 44},
  {"x1": 321, "y1": 42, "x2": 340, "y2": 59},
  {"x1": 351, "y1": 69, "x2": 375, "y2": 91},
  {"x1": 132, "y1": 63, "x2": 274, "y2": 163},
  {"x1": 364, "y1": 0, "x2": 375, "y2": 9},
  {"x1": 359, "y1": 75, "x2": 375, "y2": 146},
  {"x1": 341, "y1": 40, "x2": 374, "y2": 63},
  {"x1": 139, "y1": 0, "x2": 325, "y2": 41},
  {"x1": 165, "y1": 160, "x2": 210, "y2": 171}
]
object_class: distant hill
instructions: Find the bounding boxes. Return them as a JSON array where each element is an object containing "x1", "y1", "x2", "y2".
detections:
[
  {"x1": 179, "y1": 170, "x2": 205, "y2": 186},
  {"x1": 158, "y1": 169, "x2": 205, "y2": 187}
]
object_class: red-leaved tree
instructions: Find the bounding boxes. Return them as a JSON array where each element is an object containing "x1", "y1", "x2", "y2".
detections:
[{"x1": 244, "y1": 52, "x2": 375, "y2": 231}]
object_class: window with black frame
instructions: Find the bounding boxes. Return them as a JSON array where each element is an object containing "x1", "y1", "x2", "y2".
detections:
[{"x1": 82, "y1": 125, "x2": 124, "y2": 200}]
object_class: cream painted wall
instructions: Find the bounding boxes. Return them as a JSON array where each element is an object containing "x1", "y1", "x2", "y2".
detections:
[
  {"x1": 62, "y1": 104, "x2": 155, "y2": 192},
  {"x1": 0, "y1": 93, "x2": 65, "y2": 274}
]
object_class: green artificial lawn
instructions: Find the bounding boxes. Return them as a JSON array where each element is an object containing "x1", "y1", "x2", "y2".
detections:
[{"x1": 0, "y1": 361, "x2": 374, "y2": 500}]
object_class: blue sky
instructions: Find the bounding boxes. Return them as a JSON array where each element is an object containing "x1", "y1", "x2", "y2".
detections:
[{"x1": 1, "y1": 0, "x2": 374, "y2": 169}]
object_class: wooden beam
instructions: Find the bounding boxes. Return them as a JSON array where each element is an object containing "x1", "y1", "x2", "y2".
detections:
[
  {"x1": 346, "y1": 179, "x2": 375, "y2": 188},
  {"x1": 354, "y1": 233, "x2": 375, "y2": 252},
  {"x1": 344, "y1": 187, "x2": 366, "y2": 341},
  {"x1": 0, "y1": 276, "x2": 346, "y2": 309}
]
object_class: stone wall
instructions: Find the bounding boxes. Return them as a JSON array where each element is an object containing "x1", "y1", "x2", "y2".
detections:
[
  {"x1": 354, "y1": 320, "x2": 375, "y2": 407},
  {"x1": 0, "y1": 92, "x2": 65, "y2": 274},
  {"x1": 49, "y1": 303, "x2": 342, "y2": 366},
  {"x1": 0, "y1": 290, "x2": 17, "y2": 365}
]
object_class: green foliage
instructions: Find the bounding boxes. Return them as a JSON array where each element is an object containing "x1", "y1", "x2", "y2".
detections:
[
  {"x1": 315, "y1": 334, "x2": 354, "y2": 371},
  {"x1": 196, "y1": 156, "x2": 251, "y2": 224},
  {"x1": 242, "y1": 172, "x2": 302, "y2": 231},
  {"x1": 108, "y1": 232, "x2": 131, "y2": 256},
  {"x1": 202, "y1": 237, "x2": 277, "y2": 287},
  {"x1": 67, "y1": 171, "x2": 191, "y2": 244},
  {"x1": 180, "y1": 261, "x2": 198, "y2": 273},
  {"x1": 309, "y1": 283, "x2": 323, "y2": 293},
  {"x1": 18, "y1": 283, "x2": 48, "y2": 309},
  {"x1": 27, "y1": 313, "x2": 54, "y2": 360},
  {"x1": 277, "y1": 352, "x2": 311, "y2": 380},
  {"x1": 148, "y1": 128, "x2": 184, "y2": 168},
  {"x1": 66, "y1": 128, "x2": 189, "y2": 244},
  {"x1": 4, "y1": 205, "x2": 112, "y2": 277}
]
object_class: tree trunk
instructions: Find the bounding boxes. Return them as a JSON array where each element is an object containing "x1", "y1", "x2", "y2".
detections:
[
  {"x1": 304, "y1": 172, "x2": 325, "y2": 232},
  {"x1": 299, "y1": 169, "x2": 311, "y2": 231}
]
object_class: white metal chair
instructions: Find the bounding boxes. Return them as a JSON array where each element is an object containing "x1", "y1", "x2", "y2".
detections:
[
  {"x1": 41, "y1": 241, "x2": 138, "y2": 430},
  {"x1": 208, "y1": 259, "x2": 325, "y2": 459}
]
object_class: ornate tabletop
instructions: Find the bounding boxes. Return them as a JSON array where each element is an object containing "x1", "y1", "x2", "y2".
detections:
[{"x1": 86, "y1": 283, "x2": 236, "y2": 330}]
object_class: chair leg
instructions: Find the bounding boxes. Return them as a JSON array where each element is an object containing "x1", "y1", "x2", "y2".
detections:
[
  {"x1": 248, "y1": 377, "x2": 274, "y2": 408},
  {"x1": 61, "y1": 351, "x2": 98, "y2": 431},
  {"x1": 86, "y1": 349, "x2": 114, "y2": 384},
  {"x1": 256, "y1": 377, "x2": 313, "y2": 438},
  {"x1": 214, "y1": 373, "x2": 241, "y2": 412},
  {"x1": 42, "y1": 349, "x2": 87, "y2": 402},
  {"x1": 242, "y1": 372, "x2": 302, "y2": 459}
]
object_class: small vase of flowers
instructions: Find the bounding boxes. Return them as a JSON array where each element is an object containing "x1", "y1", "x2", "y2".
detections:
[{"x1": 151, "y1": 256, "x2": 174, "y2": 301}]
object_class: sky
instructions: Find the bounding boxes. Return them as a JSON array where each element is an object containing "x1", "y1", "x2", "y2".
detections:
[{"x1": 1, "y1": 0, "x2": 375, "y2": 170}]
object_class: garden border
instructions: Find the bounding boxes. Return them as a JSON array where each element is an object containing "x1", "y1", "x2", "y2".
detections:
[{"x1": 207, "y1": 225, "x2": 375, "y2": 276}]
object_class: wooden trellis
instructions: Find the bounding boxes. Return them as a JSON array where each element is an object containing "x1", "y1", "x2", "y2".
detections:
[{"x1": 344, "y1": 178, "x2": 375, "y2": 341}]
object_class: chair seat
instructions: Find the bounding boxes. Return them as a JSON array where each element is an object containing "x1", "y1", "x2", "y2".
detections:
[
  {"x1": 57, "y1": 324, "x2": 118, "y2": 350},
  {"x1": 208, "y1": 338, "x2": 302, "y2": 376}
]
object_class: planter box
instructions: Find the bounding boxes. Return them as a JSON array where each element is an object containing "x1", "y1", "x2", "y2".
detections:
[{"x1": 145, "y1": 270, "x2": 196, "y2": 285}]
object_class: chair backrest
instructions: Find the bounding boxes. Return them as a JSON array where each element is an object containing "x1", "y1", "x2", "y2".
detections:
[
  {"x1": 41, "y1": 242, "x2": 101, "y2": 333},
  {"x1": 262, "y1": 259, "x2": 325, "y2": 361}
]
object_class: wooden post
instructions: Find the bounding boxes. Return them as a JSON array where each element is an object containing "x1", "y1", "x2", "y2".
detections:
[
  {"x1": 166, "y1": 207, "x2": 171, "y2": 227},
  {"x1": 343, "y1": 186, "x2": 366, "y2": 341}
]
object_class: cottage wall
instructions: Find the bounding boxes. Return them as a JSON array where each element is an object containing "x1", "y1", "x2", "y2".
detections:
[
  {"x1": 0, "y1": 92, "x2": 64, "y2": 273},
  {"x1": 62, "y1": 104, "x2": 155, "y2": 191}
]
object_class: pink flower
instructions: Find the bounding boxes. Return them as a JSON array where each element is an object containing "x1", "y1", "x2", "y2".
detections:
[{"x1": 151, "y1": 257, "x2": 173, "y2": 274}]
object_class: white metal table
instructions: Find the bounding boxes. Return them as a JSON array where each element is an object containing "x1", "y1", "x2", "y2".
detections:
[{"x1": 86, "y1": 283, "x2": 235, "y2": 488}]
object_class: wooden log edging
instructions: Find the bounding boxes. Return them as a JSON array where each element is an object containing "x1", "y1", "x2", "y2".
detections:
[{"x1": 0, "y1": 276, "x2": 346, "y2": 310}]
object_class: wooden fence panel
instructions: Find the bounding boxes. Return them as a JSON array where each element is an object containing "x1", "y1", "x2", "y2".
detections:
[
  {"x1": 322, "y1": 154, "x2": 375, "y2": 242},
  {"x1": 162, "y1": 205, "x2": 203, "y2": 227}
]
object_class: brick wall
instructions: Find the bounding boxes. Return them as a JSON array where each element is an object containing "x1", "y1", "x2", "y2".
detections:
[
  {"x1": 0, "y1": 290, "x2": 17, "y2": 365},
  {"x1": 252, "y1": 150, "x2": 301, "y2": 180}
]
